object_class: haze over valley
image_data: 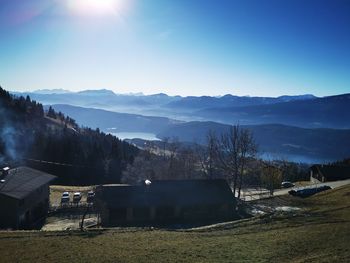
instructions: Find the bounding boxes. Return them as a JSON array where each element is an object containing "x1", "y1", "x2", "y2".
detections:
[{"x1": 12, "y1": 89, "x2": 350, "y2": 164}]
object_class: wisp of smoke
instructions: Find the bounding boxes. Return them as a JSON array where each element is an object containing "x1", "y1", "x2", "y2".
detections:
[
  {"x1": 1, "y1": 125, "x2": 18, "y2": 160},
  {"x1": 0, "y1": 103, "x2": 20, "y2": 161}
]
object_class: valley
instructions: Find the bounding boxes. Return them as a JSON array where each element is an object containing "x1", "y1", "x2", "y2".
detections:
[{"x1": 44, "y1": 101, "x2": 350, "y2": 164}]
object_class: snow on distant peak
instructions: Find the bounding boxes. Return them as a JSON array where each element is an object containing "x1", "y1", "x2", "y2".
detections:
[
  {"x1": 77, "y1": 89, "x2": 116, "y2": 96},
  {"x1": 33, "y1": 89, "x2": 72, "y2": 94}
]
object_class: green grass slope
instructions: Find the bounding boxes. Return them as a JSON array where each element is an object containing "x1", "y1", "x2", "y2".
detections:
[{"x1": 0, "y1": 185, "x2": 349, "y2": 263}]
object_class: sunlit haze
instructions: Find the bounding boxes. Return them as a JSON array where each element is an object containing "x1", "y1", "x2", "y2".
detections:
[
  {"x1": 0, "y1": 0, "x2": 349, "y2": 96},
  {"x1": 67, "y1": 0, "x2": 126, "y2": 16}
]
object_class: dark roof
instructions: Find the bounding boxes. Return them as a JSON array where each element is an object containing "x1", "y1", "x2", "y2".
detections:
[
  {"x1": 97, "y1": 179, "x2": 235, "y2": 208},
  {"x1": 311, "y1": 165, "x2": 350, "y2": 181},
  {"x1": 0, "y1": 167, "x2": 56, "y2": 200}
]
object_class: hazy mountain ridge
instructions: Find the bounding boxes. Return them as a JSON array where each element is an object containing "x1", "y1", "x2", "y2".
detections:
[
  {"x1": 196, "y1": 93, "x2": 350, "y2": 128},
  {"x1": 49, "y1": 104, "x2": 350, "y2": 163},
  {"x1": 13, "y1": 89, "x2": 318, "y2": 110},
  {"x1": 33, "y1": 89, "x2": 72, "y2": 94},
  {"x1": 12, "y1": 89, "x2": 181, "y2": 108},
  {"x1": 165, "y1": 93, "x2": 318, "y2": 110},
  {"x1": 13, "y1": 90, "x2": 349, "y2": 129}
]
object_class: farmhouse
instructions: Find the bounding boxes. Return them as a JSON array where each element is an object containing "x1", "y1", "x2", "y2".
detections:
[
  {"x1": 310, "y1": 164, "x2": 350, "y2": 183},
  {"x1": 0, "y1": 166, "x2": 56, "y2": 229},
  {"x1": 96, "y1": 179, "x2": 236, "y2": 227}
]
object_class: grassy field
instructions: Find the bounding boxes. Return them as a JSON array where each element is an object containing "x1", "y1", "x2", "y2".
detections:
[{"x1": 0, "y1": 185, "x2": 349, "y2": 263}]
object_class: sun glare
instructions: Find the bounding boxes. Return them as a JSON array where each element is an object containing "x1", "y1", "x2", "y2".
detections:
[{"x1": 68, "y1": 0, "x2": 125, "y2": 16}]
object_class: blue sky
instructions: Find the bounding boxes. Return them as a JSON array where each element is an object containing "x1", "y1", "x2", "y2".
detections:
[{"x1": 0, "y1": 0, "x2": 349, "y2": 96}]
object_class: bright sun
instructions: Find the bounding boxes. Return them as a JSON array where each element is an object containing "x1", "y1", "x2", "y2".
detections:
[{"x1": 68, "y1": 0, "x2": 125, "y2": 16}]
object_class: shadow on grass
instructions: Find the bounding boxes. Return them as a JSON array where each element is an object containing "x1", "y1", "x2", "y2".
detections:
[
  {"x1": 78, "y1": 230, "x2": 105, "y2": 238},
  {"x1": 0, "y1": 228, "x2": 106, "y2": 240}
]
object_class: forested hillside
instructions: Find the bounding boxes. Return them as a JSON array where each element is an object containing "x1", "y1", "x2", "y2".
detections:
[{"x1": 0, "y1": 87, "x2": 138, "y2": 185}]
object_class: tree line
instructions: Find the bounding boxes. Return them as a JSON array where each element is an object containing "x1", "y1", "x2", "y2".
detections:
[
  {"x1": 122, "y1": 126, "x2": 309, "y2": 198},
  {"x1": 0, "y1": 86, "x2": 139, "y2": 185}
]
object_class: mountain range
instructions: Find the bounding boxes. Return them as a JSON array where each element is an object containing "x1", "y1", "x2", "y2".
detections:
[
  {"x1": 195, "y1": 94, "x2": 350, "y2": 128},
  {"x1": 14, "y1": 90, "x2": 350, "y2": 129},
  {"x1": 12, "y1": 89, "x2": 350, "y2": 163}
]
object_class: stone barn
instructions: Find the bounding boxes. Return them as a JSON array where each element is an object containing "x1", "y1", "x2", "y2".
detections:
[
  {"x1": 0, "y1": 166, "x2": 56, "y2": 229},
  {"x1": 96, "y1": 179, "x2": 236, "y2": 227}
]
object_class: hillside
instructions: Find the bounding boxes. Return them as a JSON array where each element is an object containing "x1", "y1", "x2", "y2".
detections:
[
  {"x1": 0, "y1": 184, "x2": 348, "y2": 262},
  {"x1": 0, "y1": 87, "x2": 139, "y2": 185},
  {"x1": 158, "y1": 122, "x2": 350, "y2": 162},
  {"x1": 196, "y1": 94, "x2": 350, "y2": 128},
  {"x1": 50, "y1": 104, "x2": 183, "y2": 133},
  {"x1": 47, "y1": 104, "x2": 350, "y2": 163}
]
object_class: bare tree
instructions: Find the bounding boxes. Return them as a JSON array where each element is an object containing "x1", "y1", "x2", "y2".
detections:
[
  {"x1": 237, "y1": 128, "x2": 257, "y2": 198},
  {"x1": 261, "y1": 161, "x2": 282, "y2": 195},
  {"x1": 121, "y1": 152, "x2": 157, "y2": 184},
  {"x1": 161, "y1": 136, "x2": 170, "y2": 160},
  {"x1": 214, "y1": 125, "x2": 257, "y2": 199},
  {"x1": 195, "y1": 130, "x2": 218, "y2": 179},
  {"x1": 178, "y1": 146, "x2": 198, "y2": 179},
  {"x1": 167, "y1": 137, "x2": 180, "y2": 178}
]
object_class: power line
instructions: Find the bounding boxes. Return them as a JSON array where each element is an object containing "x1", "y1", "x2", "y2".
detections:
[{"x1": 23, "y1": 158, "x2": 90, "y2": 168}]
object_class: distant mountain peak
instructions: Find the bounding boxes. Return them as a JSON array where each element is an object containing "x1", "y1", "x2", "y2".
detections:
[
  {"x1": 77, "y1": 89, "x2": 116, "y2": 96},
  {"x1": 221, "y1": 94, "x2": 237, "y2": 98},
  {"x1": 149, "y1": 93, "x2": 170, "y2": 98}
]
